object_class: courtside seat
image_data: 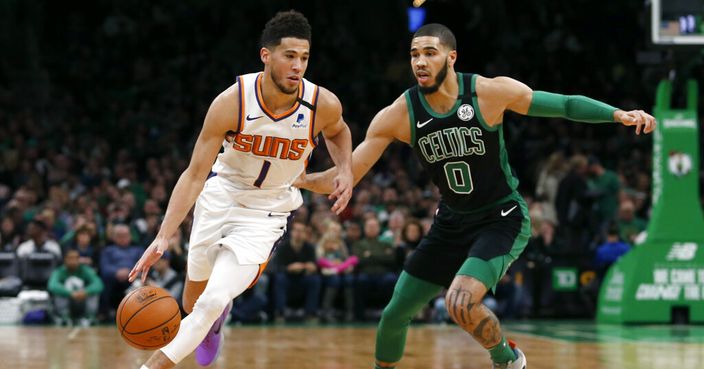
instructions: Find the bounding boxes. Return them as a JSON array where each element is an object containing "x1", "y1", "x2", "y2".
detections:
[
  {"x1": 20, "y1": 252, "x2": 59, "y2": 289},
  {"x1": 0, "y1": 252, "x2": 19, "y2": 278}
]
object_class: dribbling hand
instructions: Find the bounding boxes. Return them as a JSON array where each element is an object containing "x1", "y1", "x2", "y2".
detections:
[
  {"x1": 615, "y1": 110, "x2": 656, "y2": 135},
  {"x1": 128, "y1": 237, "x2": 169, "y2": 283}
]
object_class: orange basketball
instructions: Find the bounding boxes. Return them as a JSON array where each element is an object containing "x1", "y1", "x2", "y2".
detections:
[{"x1": 116, "y1": 286, "x2": 181, "y2": 350}]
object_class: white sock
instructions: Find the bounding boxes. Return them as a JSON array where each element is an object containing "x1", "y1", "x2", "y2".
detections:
[
  {"x1": 140, "y1": 366, "x2": 149, "y2": 369},
  {"x1": 160, "y1": 249, "x2": 256, "y2": 364}
]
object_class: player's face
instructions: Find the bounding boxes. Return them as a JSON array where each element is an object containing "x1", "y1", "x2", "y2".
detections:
[
  {"x1": 410, "y1": 36, "x2": 455, "y2": 94},
  {"x1": 262, "y1": 37, "x2": 310, "y2": 95}
]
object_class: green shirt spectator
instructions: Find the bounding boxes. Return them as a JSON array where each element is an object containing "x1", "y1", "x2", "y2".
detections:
[
  {"x1": 47, "y1": 249, "x2": 104, "y2": 325},
  {"x1": 616, "y1": 200, "x2": 647, "y2": 244},
  {"x1": 47, "y1": 257, "x2": 104, "y2": 297},
  {"x1": 352, "y1": 217, "x2": 396, "y2": 275},
  {"x1": 588, "y1": 157, "x2": 620, "y2": 222}
]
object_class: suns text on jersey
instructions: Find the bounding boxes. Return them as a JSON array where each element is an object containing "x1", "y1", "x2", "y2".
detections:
[{"x1": 229, "y1": 134, "x2": 308, "y2": 160}]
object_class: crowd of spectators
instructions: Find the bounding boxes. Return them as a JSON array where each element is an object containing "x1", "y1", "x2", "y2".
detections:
[{"x1": 1, "y1": 1, "x2": 702, "y2": 325}]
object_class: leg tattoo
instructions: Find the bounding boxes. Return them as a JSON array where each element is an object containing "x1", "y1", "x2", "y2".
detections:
[
  {"x1": 471, "y1": 311, "x2": 502, "y2": 347},
  {"x1": 446, "y1": 286, "x2": 503, "y2": 348}
]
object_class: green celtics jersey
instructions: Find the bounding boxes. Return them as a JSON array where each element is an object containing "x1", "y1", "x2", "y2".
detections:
[{"x1": 405, "y1": 72, "x2": 520, "y2": 212}]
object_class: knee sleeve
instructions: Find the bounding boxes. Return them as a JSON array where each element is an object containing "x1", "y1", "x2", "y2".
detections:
[
  {"x1": 380, "y1": 294, "x2": 416, "y2": 325},
  {"x1": 193, "y1": 290, "x2": 231, "y2": 320},
  {"x1": 161, "y1": 249, "x2": 256, "y2": 364}
]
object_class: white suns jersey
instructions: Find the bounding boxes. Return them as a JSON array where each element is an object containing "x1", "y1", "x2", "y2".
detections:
[{"x1": 211, "y1": 72, "x2": 319, "y2": 212}]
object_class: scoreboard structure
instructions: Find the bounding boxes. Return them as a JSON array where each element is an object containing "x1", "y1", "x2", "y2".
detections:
[{"x1": 652, "y1": 0, "x2": 704, "y2": 45}]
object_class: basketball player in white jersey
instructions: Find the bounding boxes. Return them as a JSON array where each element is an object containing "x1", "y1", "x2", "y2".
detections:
[{"x1": 128, "y1": 10, "x2": 353, "y2": 369}]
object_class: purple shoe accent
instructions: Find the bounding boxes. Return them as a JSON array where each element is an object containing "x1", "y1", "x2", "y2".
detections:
[{"x1": 195, "y1": 302, "x2": 233, "y2": 367}]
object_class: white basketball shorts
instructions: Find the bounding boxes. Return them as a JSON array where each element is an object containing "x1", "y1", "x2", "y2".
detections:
[{"x1": 187, "y1": 175, "x2": 290, "y2": 282}]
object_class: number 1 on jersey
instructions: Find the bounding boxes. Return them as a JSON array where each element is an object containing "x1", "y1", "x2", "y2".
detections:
[{"x1": 254, "y1": 160, "x2": 271, "y2": 188}]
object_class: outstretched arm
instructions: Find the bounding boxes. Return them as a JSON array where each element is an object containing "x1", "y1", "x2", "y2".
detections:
[
  {"x1": 477, "y1": 76, "x2": 656, "y2": 134},
  {"x1": 129, "y1": 85, "x2": 236, "y2": 283},
  {"x1": 298, "y1": 101, "x2": 404, "y2": 194}
]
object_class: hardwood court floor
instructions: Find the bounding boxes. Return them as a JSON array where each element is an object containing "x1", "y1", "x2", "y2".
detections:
[{"x1": 2, "y1": 321, "x2": 704, "y2": 369}]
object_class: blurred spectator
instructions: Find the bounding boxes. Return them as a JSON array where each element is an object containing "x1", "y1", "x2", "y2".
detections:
[
  {"x1": 343, "y1": 220, "x2": 363, "y2": 254},
  {"x1": 310, "y1": 209, "x2": 336, "y2": 242},
  {"x1": 534, "y1": 152, "x2": 567, "y2": 225},
  {"x1": 588, "y1": 156, "x2": 621, "y2": 240},
  {"x1": 37, "y1": 207, "x2": 68, "y2": 242},
  {"x1": 484, "y1": 273, "x2": 518, "y2": 320},
  {"x1": 352, "y1": 217, "x2": 397, "y2": 320},
  {"x1": 58, "y1": 214, "x2": 89, "y2": 247},
  {"x1": 47, "y1": 249, "x2": 104, "y2": 326},
  {"x1": 165, "y1": 228, "x2": 187, "y2": 274},
  {"x1": 322, "y1": 219, "x2": 344, "y2": 239},
  {"x1": 555, "y1": 154, "x2": 592, "y2": 254},
  {"x1": 71, "y1": 223, "x2": 99, "y2": 267},
  {"x1": 17, "y1": 219, "x2": 62, "y2": 259},
  {"x1": 105, "y1": 202, "x2": 135, "y2": 242},
  {"x1": 134, "y1": 198, "x2": 163, "y2": 245},
  {"x1": 137, "y1": 214, "x2": 161, "y2": 247},
  {"x1": 379, "y1": 208, "x2": 406, "y2": 246},
  {"x1": 430, "y1": 289, "x2": 451, "y2": 323},
  {"x1": 522, "y1": 220, "x2": 560, "y2": 316},
  {"x1": 317, "y1": 232, "x2": 358, "y2": 323},
  {"x1": 616, "y1": 199, "x2": 647, "y2": 245},
  {"x1": 231, "y1": 274, "x2": 270, "y2": 324},
  {"x1": 396, "y1": 218, "x2": 424, "y2": 268},
  {"x1": 593, "y1": 224, "x2": 631, "y2": 273},
  {"x1": 272, "y1": 220, "x2": 321, "y2": 323},
  {"x1": 99, "y1": 224, "x2": 142, "y2": 318},
  {"x1": 583, "y1": 224, "x2": 632, "y2": 314},
  {"x1": 1, "y1": 216, "x2": 21, "y2": 251}
]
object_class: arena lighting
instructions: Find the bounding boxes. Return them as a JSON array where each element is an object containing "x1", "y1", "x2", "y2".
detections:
[{"x1": 407, "y1": 6, "x2": 426, "y2": 32}]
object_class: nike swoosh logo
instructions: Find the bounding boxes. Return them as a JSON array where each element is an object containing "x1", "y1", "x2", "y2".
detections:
[
  {"x1": 501, "y1": 205, "x2": 518, "y2": 217},
  {"x1": 246, "y1": 114, "x2": 263, "y2": 121},
  {"x1": 416, "y1": 118, "x2": 433, "y2": 128}
]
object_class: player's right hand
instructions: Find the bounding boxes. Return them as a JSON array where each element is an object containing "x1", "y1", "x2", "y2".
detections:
[
  {"x1": 329, "y1": 167, "x2": 353, "y2": 215},
  {"x1": 128, "y1": 237, "x2": 168, "y2": 283}
]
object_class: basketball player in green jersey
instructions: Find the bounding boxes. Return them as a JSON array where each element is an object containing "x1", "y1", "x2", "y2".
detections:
[{"x1": 297, "y1": 23, "x2": 655, "y2": 369}]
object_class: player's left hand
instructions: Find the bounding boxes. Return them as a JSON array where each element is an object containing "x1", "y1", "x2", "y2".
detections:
[
  {"x1": 614, "y1": 109, "x2": 656, "y2": 135},
  {"x1": 292, "y1": 171, "x2": 308, "y2": 189},
  {"x1": 329, "y1": 168, "x2": 353, "y2": 215}
]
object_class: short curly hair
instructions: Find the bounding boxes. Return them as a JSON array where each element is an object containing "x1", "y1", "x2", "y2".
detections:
[
  {"x1": 413, "y1": 23, "x2": 456, "y2": 50},
  {"x1": 260, "y1": 10, "x2": 312, "y2": 48}
]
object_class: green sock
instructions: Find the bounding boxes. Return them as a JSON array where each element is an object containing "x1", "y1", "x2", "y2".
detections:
[
  {"x1": 488, "y1": 337, "x2": 516, "y2": 363},
  {"x1": 375, "y1": 272, "x2": 442, "y2": 364}
]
